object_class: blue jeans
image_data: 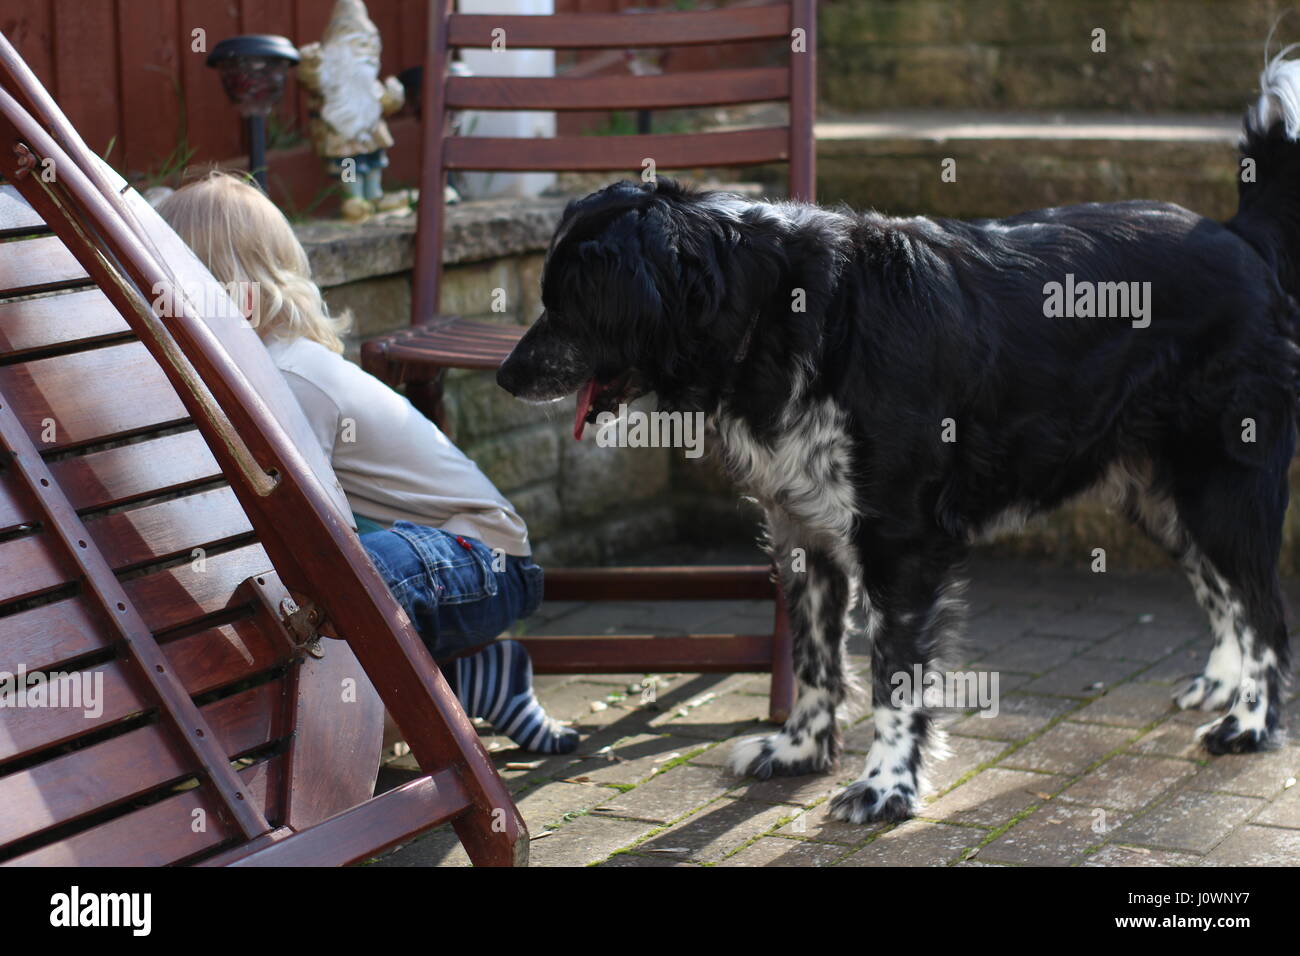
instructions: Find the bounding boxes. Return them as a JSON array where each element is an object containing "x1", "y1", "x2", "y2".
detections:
[{"x1": 360, "y1": 521, "x2": 544, "y2": 660}]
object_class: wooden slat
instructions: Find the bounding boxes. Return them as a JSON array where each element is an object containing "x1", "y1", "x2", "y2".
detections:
[
  {"x1": 520, "y1": 633, "x2": 774, "y2": 673},
  {"x1": 0, "y1": 235, "x2": 88, "y2": 296},
  {"x1": 0, "y1": 183, "x2": 46, "y2": 238},
  {"x1": 0, "y1": 430, "x2": 221, "y2": 534},
  {"x1": 216, "y1": 769, "x2": 470, "y2": 867},
  {"x1": 445, "y1": 67, "x2": 789, "y2": 111},
  {"x1": 124, "y1": 542, "x2": 274, "y2": 635},
  {"x1": 0, "y1": 340, "x2": 187, "y2": 450},
  {"x1": 445, "y1": 126, "x2": 790, "y2": 171},
  {"x1": 0, "y1": 680, "x2": 285, "y2": 853},
  {"x1": 0, "y1": 288, "x2": 131, "y2": 360},
  {"x1": 0, "y1": 544, "x2": 277, "y2": 686},
  {"x1": 545, "y1": 565, "x2": 774, "y2": 601},
  {"x1": 3, "y1": 756, "x2": 283, "y2": 867},
  {"x1": 87, "y1": 485, "x2": 253, "y2": 571},
  {"x1": 447, "y1": 6, "x2": 791, "y2": 49},
  {"x1": 0, "y1": 532, "x2": 71, "y2": 604},
  {"x1": 0, "y1": 485, "x2": 253, "y2": 607},
  {"x1": 0, "y1": 616, "x2": 285, "y2": 765}
]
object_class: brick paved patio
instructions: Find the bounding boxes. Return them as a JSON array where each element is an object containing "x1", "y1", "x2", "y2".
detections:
[{"x1": 371, "y1": 555, "x2": 1300, "y2": 867}]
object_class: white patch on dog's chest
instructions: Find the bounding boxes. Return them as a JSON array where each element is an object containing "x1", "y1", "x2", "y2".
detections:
[{"x1": 714, "y1": 395, "x2": 860, "y2": 545}]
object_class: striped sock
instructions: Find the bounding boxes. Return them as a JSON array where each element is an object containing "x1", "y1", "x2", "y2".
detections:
[{"x1": 450, "y1": 640, "x2": 579, "y2": 755}]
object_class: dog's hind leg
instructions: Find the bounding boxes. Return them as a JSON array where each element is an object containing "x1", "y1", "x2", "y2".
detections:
[
  {"x1": 1110, "y1": 470, "x2": 1244, "y2": 712},
  {"x1": 1171, "y1": 462, "x2": 1291, "y2": 752},
  {"x1": 729, "y1": 539, "x2": 858, "y2": 779},
  {"x1": 828, "y1": 541, "x2": 965, "y2": 823}
]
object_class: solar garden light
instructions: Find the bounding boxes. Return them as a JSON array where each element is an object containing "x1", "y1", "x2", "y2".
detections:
[{"x1": 206, "y1": 35, "x2": 300, "y2": 192}]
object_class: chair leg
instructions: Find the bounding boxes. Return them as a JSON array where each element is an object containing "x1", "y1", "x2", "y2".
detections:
[
  {"x1": 406, "y1": 371, "x2": 451, "y2": 435},
  {"x1": 768, "y1": 583, "x2": 795, "y2": 723}
]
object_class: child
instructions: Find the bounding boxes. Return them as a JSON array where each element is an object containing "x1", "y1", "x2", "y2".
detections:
[{"x1": 157, "y1": 171, "x2": 576, "y2": 754}]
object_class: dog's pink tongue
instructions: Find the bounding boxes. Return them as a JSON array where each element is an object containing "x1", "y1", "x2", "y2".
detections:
[{"x1": 574, "y1": 378, "x2": 598, "y2": 440}]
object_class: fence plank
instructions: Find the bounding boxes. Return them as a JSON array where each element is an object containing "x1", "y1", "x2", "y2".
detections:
[
  {"x1": 179, "y1": 0, "x2": 243, "y2": 168},
  {"x1": 51, "y1": 0, "x2": 120, "y2": 160},
  {"x1": 116, "y1": 0, "x2": 183, "y2": 176}
]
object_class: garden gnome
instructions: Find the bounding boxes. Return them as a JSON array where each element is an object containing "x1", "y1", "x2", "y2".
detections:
[{"x1": 298, "y1": 0, "x2": 405, "y2": 221}]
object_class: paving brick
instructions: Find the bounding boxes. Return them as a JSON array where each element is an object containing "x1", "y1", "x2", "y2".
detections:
[
  {"x1": 369, "y1": 825, "x2": 470, "y2": 868},
  {"x1": 562, "y1": 734, "x2": 711, "y2": 787},
  {"x1": 1138, "y1": 644, "x2": 1211, "y2": 684},
  {"x1": 717, "y1": 836, "x2": 851, "y2": 866},
  {"x1": 637, "y1": 797, "x2": 792, "y2": 863},
  {"x1": 594, "y1": 763, "x2": 739, "y2": 824},
  {"x1": 516, "y1": 781, "x2": 615, "y2": 832},
  {"x1": 1057, "y1": 754, "x2": 1198, "y2": 812},
  {"x1": 950, "y1": 693, "x2": 1078, "y2": 741},
  {"x1": 1000, "y1": 721, "x2": 1136, "y2": 775},
  {"x1": 649, "y1": 686, "x2": 771, "y2": 739},
  {"x1": 775, "y1": 799, "x2": 888, "y2": 845},
  {"x1": 1184, "y1": 748, "x2": 1300, "y2": 799},
  {"x1": 971, "y1": 635, "x2": 1091, "y2": 674},
  {"x1": 1087, "y1": 624, "x2": 1194, "y2": 662},
  {"x1": 920, "y1": 767, "x2": 1058, "y2": 827},
  {"x1": 1201, "y1": 824, "x2": 1300, "y2": 865},
  {"x1": 598, "y1": 850, "x2": 700, "y2": 867},
  {"x1": 1018, "y1": 657, "x2": 1144, "y2": 698},
  {"x1": 1117, "y1": 791, "x2": 1264, "y2": 853},
  {"x1": 1035, "y1": 607, "x2": 1141, "y2": 641},
  {"x1": 840, "y1": 821, "x2": 982, "y2": 866},
  {"x1": 1072, "y1": 681, "x2": 1181, "y2": 727},
  {"x1": 930, "y1": 736, "x2": 1012, "y2": 791},
  {"x1": 1081, "y1": 844, "x2": 1201, "y2": 866},
  {"x1": 733, "y1": 771, "x2": 845, "y2": 808},
  {"x1": 528, "y1": 814, "x2": 658, "y2": 867},
  {"x1": 1128, "y1": 713, "x2": 1207, "y2": 760},
  {"x1": 977, "y1": 801, "x2": 1129, "y2": 865},
  {"x1": 1254, "y1": 782, "x2": 1300, "y2": 828}
]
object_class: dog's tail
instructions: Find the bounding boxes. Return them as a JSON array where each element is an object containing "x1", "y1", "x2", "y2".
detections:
[{"x1": 1228, "y1": 44, "x2": 1300, "y2": 303}]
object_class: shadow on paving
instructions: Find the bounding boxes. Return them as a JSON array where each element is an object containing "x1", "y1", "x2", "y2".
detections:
[{"x1": 369, "y1": 554, "x2": 1300, "y2": 867}]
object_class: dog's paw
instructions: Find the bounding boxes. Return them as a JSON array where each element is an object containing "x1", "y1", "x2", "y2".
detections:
[
  {"x1": 1173, "y1": 674, "x2": 1235, "y2": 711},
  {"x1": 827, "y1": 779, "x2": 918, "y2": 824},
  {"x1": 1196, "y1": 714, "x2": 1280, "y2": 754},
  {"x1": 728, "y1": 732, "x2": 834, "y2": 780}
]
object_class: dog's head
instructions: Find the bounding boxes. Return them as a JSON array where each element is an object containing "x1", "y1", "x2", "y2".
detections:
[{"x1": 497, "y1": 178, "x2": 785, "y2": 437}]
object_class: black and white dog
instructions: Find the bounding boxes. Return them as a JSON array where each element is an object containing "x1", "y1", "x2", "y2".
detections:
[{"x1": 497, "y1": 48, "x2": 1300, "y2": 823}]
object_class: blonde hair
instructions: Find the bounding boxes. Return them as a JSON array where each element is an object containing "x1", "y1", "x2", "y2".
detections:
[{"x1": 156, "y1": 170, "x2": 350, "y2": 352}]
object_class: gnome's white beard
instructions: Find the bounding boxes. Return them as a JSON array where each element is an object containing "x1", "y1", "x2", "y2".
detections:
[{"x1": 318, "y1": 37, "x2": 383, "y2": 144}]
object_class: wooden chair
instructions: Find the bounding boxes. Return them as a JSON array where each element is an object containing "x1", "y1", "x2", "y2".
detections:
[
  {"x1": 0, "y1": 34, "x2": 526, "y2": 866},
  {"x1": 361, "y1": 0, "x2": 816, "y2": 722}
]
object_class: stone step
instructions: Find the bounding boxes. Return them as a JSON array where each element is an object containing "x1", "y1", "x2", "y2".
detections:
[{"x1": 814, "y1": 110, "x2": 1242, "y2": 220}]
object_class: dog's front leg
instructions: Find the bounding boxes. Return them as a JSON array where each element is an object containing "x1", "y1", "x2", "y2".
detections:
[
  {"x1": 730, "y1": 544, "x2": 856, "y2": 778},
  {"x1": 828, "y1": 555, "x2": 963, "y2": 823}
]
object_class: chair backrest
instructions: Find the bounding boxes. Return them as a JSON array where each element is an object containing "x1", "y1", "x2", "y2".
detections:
[
  {"x1": 414, "y1": 0, "x2": 816, "y2": 322},
  {"x1": 0, "y1": 33, "x2": 526, "y2": 866}
]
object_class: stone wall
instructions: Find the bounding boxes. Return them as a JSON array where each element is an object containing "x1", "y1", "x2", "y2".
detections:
[{"x1": 822, "y1": 0, "x2": 1289, "y2": 113}]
